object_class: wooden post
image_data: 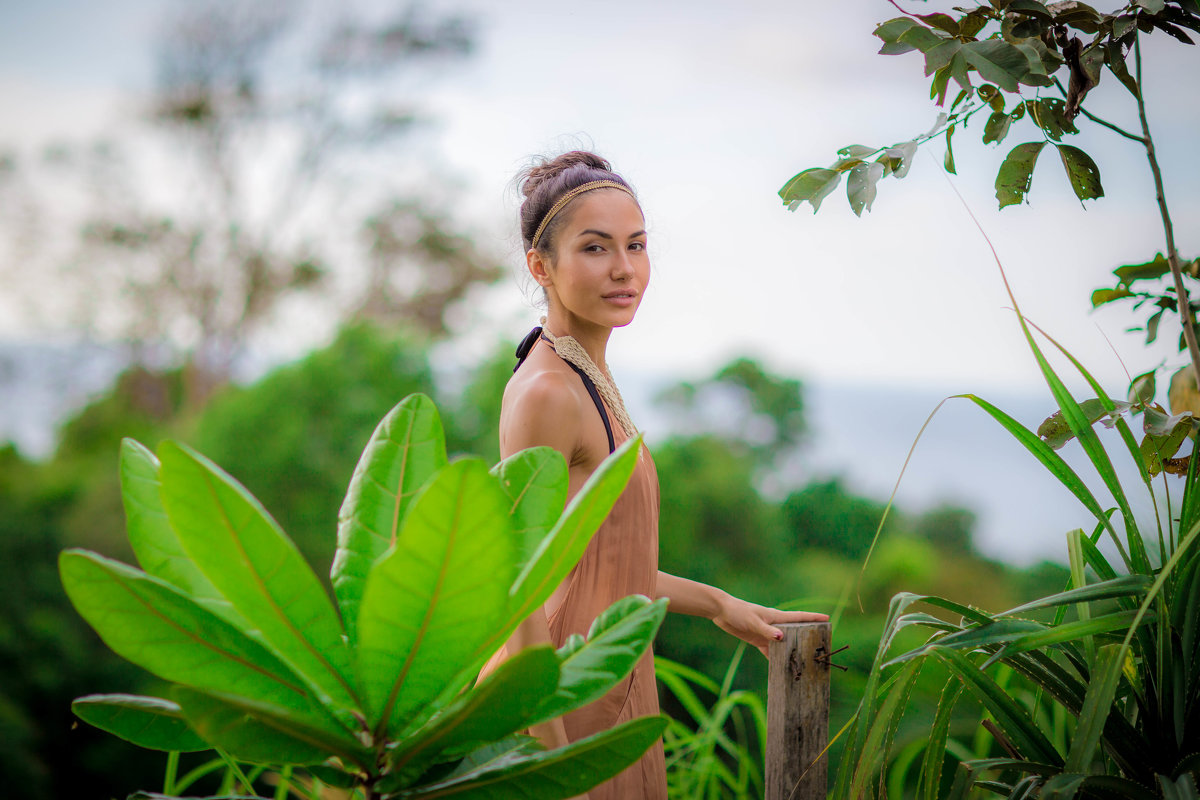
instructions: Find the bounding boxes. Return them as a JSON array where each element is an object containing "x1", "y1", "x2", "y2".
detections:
[{"x1": 766, "y1": 621, "x2": 832, "y2": 800}]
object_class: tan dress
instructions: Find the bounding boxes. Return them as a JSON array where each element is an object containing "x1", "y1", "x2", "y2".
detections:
[
  {"x1": 481, "y1": 354, "x2": 667, "y2": 799},
  {"x1": 549, "y1": 431, "x2": 665, "y2": 799}
]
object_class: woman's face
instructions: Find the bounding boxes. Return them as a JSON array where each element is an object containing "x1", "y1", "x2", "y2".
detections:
[{"x1": 536, "y1": 189, "x2": 649, "y2": 332}]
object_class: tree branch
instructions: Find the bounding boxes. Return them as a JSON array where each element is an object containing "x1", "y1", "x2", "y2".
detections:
[
  {"x1": 1052, "y1": 77, "x2": 1145, "y2": 143},
  {"x1": 1134, "y1": 37, "x2": 1200, "y2": 383}
]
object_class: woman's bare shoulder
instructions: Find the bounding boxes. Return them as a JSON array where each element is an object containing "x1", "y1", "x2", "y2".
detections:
[{"x1": 501, "y1": 354, "x2": 586, "y2": 456}]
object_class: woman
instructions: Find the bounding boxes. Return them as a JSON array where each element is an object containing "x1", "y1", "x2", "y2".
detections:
[{"x1": 484, "y1": 151, "x2": 829, "y2": 799}]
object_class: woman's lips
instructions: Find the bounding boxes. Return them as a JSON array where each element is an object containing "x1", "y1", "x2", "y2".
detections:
[{"x1": 602, "y1": 290, "x2": 638, "y2": 307}]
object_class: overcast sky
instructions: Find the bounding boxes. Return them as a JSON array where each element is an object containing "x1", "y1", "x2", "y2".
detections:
[
  {"x1": 4, "y1": 0, "x2": 1198, "y2": 393},
  {"x1": 3, "y1": 1, "x2": 1198, "y2": 563}
]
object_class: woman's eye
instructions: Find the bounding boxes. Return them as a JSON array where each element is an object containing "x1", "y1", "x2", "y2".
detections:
[
  {"x1": 585, "y1": 244, "x2": 604, "y2": 253},
  {"x1": 629, "y1": 241, "x2": 646, "y2": 252}
]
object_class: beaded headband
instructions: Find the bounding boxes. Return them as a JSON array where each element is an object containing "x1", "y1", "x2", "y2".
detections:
[{"x1": 530, "y1": 179, "x2": 636, "y2": 250}]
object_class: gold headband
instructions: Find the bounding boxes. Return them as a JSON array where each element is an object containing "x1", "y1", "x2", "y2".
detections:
[{"x1": 530, "y1": 180, "x2": 636, "y2": 249}]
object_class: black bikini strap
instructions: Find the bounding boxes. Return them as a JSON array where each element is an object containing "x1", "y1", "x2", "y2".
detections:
[{"x1": 511, "y1": 326, "x2": 616, "y2": 454}]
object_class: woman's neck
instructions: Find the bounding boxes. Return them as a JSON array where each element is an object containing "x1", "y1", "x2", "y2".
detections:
[{"x1": 543, "y1": 311, "x2": 611, "y2": 371}]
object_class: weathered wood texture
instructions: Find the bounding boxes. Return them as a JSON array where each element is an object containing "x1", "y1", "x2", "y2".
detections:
[{"x1": 766, "y1": 621, "x2": 832, "y2": 800}]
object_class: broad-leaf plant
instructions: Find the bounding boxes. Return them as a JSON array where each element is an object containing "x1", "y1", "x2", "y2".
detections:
[{"x1": 61, "y1": 393, "x2": 668, "y2": 800}]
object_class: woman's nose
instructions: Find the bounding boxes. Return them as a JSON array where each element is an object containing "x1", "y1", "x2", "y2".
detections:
[{"x1": 612, "y1": 252, "x2": 635, "y2": 279}]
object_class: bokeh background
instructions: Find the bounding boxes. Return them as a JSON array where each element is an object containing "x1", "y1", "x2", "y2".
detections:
[{"x1": 1, "y1": 1, "x2": 1196, "y2": 797}]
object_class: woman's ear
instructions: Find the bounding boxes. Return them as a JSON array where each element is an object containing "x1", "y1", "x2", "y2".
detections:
[{"x1": 527, "y1": 248, "x2": 553, "y2": 288}]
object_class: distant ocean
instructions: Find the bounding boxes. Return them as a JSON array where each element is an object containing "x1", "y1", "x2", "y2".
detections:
[{"x1": 2, "y1": 341, "x2": 1147, "y2": 567}]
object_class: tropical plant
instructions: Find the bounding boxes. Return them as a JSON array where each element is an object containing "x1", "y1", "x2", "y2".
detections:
[
  {"x1": 60, "y1": 393, "x2": 669, "y2": 799},
  {"x1": 779, "y1": 0, "x2": 1200, "y2": 414},
  {"x1": 831, "y1": 248, "x2": 1200, "y2": 796},
  {"x1": 656, "y1": 646, "x2": 768, "y2": 800}
]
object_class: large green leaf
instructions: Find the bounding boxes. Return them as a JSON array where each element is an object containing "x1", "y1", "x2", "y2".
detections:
[
  {"x1": 1115, "y1": 253, "x2": 1171, "y2": 285},
  {"x1": 487, "y1": 436, "x2": 643, "y2": 664},
  {"x1": 356, "y1": 458, "x2": 513, "y2": 736},
  {"x1": 779, "y1": 168, "x2": 841, "y2": 213},
  {"x1": 491, "y1": 446, "x2": 569, "y2": 569},
  {"x1": 172, "y1": 687, "x2": 364, "y2": 767},
  {"x1": 1057, "y1": 144, "x2": 1104, "y2": 204},
  {"x1": 847, "y1": 161, "x2": 885, "y2": 216},
  {"x1": 157, "y1": 442, "x2": 357, "y2": 712},
  {"x1": 387, "y1": 646, "x2": 560, "y2": 784},
  {"x1": 120, "y1": 440, "x2": 243, "y2": 626},
  {"x1": 59, "y1": 550, "x2": 330, "y2": 725},
  {"x1": 333, "y1": 394, "x2": 448, "y2": 644},
  {"x1": 72, "y1": 693, "x2": 209, "y2": 752},
  {"x1": 527, "y1": 595, "x2": 669, "y2": 728},
  {"x1": 962, "y1": 40, "x2": 1031, "y2": 91},
  {"x1": 996, "y1": 141, "x2": 1047, "y2": 208},
  {"x1": 397, "y1": 715, "x2": 668, "y2": 799}
]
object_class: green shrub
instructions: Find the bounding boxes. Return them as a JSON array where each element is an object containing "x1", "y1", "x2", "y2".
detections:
[{"x1": 62, "y1": 394, "x2": 669, "y2": 799}]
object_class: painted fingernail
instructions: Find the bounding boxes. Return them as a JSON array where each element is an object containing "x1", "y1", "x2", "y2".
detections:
[{"x1": 774, "y1": 631, "x2": 784, "y2": 640}]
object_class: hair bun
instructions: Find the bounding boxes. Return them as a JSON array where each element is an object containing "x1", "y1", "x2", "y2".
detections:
[{"x1": 520, "y1": 151, "x2": 613, "y2": 198}]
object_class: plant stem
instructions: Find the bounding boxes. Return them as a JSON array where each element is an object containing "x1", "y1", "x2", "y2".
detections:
[
  {"x1": 1134, "y1": 36, "x2": 1200, "y2": 384},
  {"x1": 274, "y1": 765, "x2": 293, "y2": 800},
  {"x1": 1053, "y1": 77, "x2": 1146, "y2": 143},
  {"x1": 164, "y1": 750, "x2": 180, "y2": 796},
  {"x1": 217, "y1": 750, "x2": 258, "y2": 797}
]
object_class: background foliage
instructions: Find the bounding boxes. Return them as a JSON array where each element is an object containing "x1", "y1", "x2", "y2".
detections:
[{"x1": 0, "y1": 319, "x2": 1070, "y2": 798}]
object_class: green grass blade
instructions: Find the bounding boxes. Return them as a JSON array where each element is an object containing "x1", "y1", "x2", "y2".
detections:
[
  {"x1": 849, "y1": 660, "x2": 923, "y2": 799},
  {"x1": 1064, "y1": 643, "x2": 1125, "y2": 774},
  {"x1": 931, "y1": 648, "x2": 1062, "y2": 765},
  {"x1": 1067, "y1": 529, "x2": 1095, "y2": 665},
  {"x1": 993, "y1": 610, "x2": 1144, "y2": 658},
  {"x1": 72, "y1": 693, "x2": 210, "y2": 752},
  {"x1": 356, "y1": 458, "x2": 513, "y2": 736},
  {"x1": 1179, "y1": 449, "x2": 1200, "y2": 547},
  {"x1": 158, "y1": 441, "x2": 358, "y2": 712},
  {"x1": 332, "y1": 394, "x2": 448, "y2": 645},
  {"x1": 919, "y1": 680, "x2": 965, "y2": 800},
  {"x1": 997, "y1": 574, "x2": 1150, "y2": 617},
  {"x1": 1014, "y1": 324, "x2": 1145, "y2": 572},
  {"x1": 1041, "y1": 772, "x2": 1086, "y2": 799},
  {"x1": 956, "y1": 394, "x2": 1130, "y2": 568},
  {"x1": 1025, "y1": 319, "x2": 1156, "y2": 499}
]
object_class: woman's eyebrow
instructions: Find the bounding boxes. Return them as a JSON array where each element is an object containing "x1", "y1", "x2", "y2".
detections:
[
  {"x1": 576, "y1": 229, "x2": 614, "y2": 240},
  {"x1": 575, "y1": 229, "x2": 647, "y2": 239}
]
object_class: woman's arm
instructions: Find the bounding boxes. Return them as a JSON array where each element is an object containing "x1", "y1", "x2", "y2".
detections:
[{"x1": 656, "y1": 571, "x2": 829, "y2": 658}]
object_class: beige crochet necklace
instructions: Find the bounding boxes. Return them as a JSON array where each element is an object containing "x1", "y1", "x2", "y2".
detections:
[{"x1": 540, "y1": 319, "x2": 638, "y2": 439}]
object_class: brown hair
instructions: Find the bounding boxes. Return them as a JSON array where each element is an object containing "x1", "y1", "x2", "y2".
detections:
[{"x1": 517, "y1": 151, "x2": 638, "y2": 255}]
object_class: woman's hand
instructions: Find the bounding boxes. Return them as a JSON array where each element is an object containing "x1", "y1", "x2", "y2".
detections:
[{"x1": 712, "y1": 596, "x2": 829, "y2": 658}]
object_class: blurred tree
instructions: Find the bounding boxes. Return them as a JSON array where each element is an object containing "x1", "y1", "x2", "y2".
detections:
[
  {"x1": 914, "y1": 502, "x2": 978, "y2": 557},
  {"x1": 656, "y1": 356, "x2": 806, "y2": 492},
  {"x1": 194, "y1": 321, "x2": 434, "y2": 571},
  {"x1": 441, "y1": 339, "x2": 515, "y2": 464},
  {"x1": 0, "y1": 446, "x2": 163, "y2": 800},
  {"x1": 3, "y1": 0, "x2": 500, "y2": 406},
  {"x1": 781, "y1": 477, "x2": 892, "y2": 560}
]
